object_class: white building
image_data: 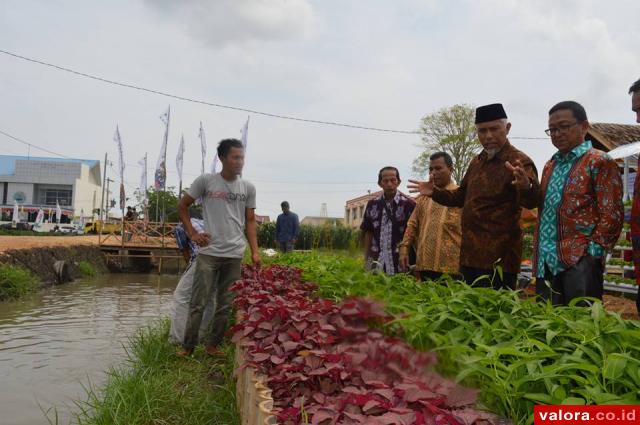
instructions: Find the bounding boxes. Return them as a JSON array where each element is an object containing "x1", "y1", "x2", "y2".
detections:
[{"x1": 0, "y1": 155, "x2": 102, "y2": 223}]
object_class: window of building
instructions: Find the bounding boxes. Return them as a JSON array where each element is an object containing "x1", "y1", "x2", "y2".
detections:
[
  {"x1": 39, "y1": 189, "x2": 73, "y2": 206},
  {"x1": 359, "y1": 205, "x2": 364, "y2": 218},
  {"x1": 352, "y1": 208, "x2": 357, "y2": 221}
]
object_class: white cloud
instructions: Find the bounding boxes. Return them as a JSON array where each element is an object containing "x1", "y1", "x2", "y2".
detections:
[{"x1": 145, "y1": 0, "x2": 317, "y2": 47}]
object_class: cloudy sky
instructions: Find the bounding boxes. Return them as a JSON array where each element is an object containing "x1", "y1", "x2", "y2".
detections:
[{"x1": 1, "y1": 0, "x2": 639, "y2": 220}]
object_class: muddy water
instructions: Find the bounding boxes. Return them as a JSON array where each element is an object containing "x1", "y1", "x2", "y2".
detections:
[{"x1": 0, "y1": 274, "x2": 178, "y2": 425}]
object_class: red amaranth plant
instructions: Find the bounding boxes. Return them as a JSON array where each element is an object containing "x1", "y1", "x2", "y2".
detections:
[{"x1": 229, "y1": 265, "x2": 502, "y2": 425}]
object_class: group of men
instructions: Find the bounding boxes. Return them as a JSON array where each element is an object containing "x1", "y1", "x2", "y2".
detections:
[
  {"x1": 363, "y1": 79, "x2": 640, "y2": 314},
  {"x1": 170, "y1": 79, "x2": 640, "y2": 357}
]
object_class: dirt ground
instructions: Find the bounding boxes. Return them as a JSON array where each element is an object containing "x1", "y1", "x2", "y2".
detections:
[
  {"x1": 0, "y1": 235, "x2": 100, "y2": 252},
  {"x1": 603, "y1": 294, "x2": 639, "y2": 320}
]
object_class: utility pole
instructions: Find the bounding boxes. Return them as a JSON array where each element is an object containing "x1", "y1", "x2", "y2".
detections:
[{"x1": 105, "y1": 178, "x2": 114, "y2": 220}]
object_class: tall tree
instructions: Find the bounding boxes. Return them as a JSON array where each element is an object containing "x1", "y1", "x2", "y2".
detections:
[{"x1": 413, "y1": 104, "x2": 480, "y2": 183}]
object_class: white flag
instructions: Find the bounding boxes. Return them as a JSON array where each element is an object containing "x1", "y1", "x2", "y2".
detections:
[
  {"x1": 176, "y1": 134, "x2": 185, "y2": 183},
  {"x1": 155, "y1": 106, "x2": 170, "y2": 190},
  {"x1": 12, "y1": 200, "x2": 19, "y2": 223},
  {"x1": 211, "y1": 153, "x2": 218, "y2": 173},
  {"x1": 199, "y1": 121, "x2": 207, "y2": 175},
  {"x1": 35, "y1": 208, "x2": 44, "y2": 225},
  {"x1": 113, "y1": 126, "x2": 126, "y2": 209},
  {"x1": 240, "y1": 115, "x2": 250, "y2": 150},
  {"x1": 138, "y1": 154, "x2": 148, "y2": 205},
  {"x1": 56, "y1": 200, "x2": 62, "y2": 224}
]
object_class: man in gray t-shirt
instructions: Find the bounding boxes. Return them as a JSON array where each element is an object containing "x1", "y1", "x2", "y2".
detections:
[{"x1": 176, "y1": 138, "x2": 260, "y2": 357}]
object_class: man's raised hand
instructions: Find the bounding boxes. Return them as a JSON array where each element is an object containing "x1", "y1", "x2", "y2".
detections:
[
  {"x1": 407, "y1": 179, "x2": 434, "y2": 197},
  {"x1": 505, "y1": 160, "x2": 530, "y2": 190}
]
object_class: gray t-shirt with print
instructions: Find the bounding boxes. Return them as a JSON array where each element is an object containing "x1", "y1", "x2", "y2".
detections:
[{"x1": 187, "y1": 173, "x2": 256, "y2": 258}]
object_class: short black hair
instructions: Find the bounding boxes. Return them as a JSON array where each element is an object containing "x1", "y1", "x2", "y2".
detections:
[
  {"x1": 281, "y1": 201, "x2": 290, "y2": 209},
  {"x1": 378, "y1": 166, "x2": 400, "y2": 184},
  {"x1": 549, "y1": 101, "x2": 588, "y2": 122},
  {"x1": 629, "y1": 78, "x2": 640, "y2": 95},
  {"x1": 429, "y1": 151, "x2": 453, "y2": 168},
  {"x1": 217, "y1": 138, "x2": 244, "y2": 158}
]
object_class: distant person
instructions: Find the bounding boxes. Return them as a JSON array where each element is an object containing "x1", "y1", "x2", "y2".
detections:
[
  {"x1": 627, "y1": 78, "x2": 640, "y2": 314},
  {"x1": 176, "y1": 138, "x2": 260, "y2": 357},
  {"x1": 169, "y1": 217, "x2": 213, "y2": 345},
  {"x1": 124, "y1": 206, "x2": 135, "y2": 221},
  {"x1": 361, "y1": 166, "x2": 415, "y2": 275},
  {"x1": 275, "y1": 201, "x2": 299, "y2": 253},
  {"x1": 399, "y1": 152, "x2": 462, "y2": 281},
  {"x1": 534, "y1": 101, "x2": 623, "y2": 305},
  {"x1": 408, "y1": 103, "x2": 540, "y2": 289}
]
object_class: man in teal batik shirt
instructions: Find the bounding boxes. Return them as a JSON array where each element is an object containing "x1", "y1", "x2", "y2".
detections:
[{"x1": 535, "y1": 101, "x2": 624, "y2": 306}]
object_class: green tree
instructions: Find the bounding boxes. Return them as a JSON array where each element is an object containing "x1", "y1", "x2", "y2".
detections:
[
  {"x1": 138, "y1": 186, "x2": 203, "y2": 223},
  {"x1": 413, "y1": 104, "x2": 480, "y2": 183},
  {"x1": 140, "y1": 187, "x2": 179, "y2": 222}
]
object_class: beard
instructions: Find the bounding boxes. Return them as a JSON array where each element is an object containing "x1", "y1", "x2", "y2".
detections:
[{"x1": 484, "y1": 148, "x2": 499, "y2": 160}]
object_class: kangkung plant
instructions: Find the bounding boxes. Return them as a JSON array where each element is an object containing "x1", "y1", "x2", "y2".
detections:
[{"x1": 266, "y1": 253, "x2": 640, "y2": 425}]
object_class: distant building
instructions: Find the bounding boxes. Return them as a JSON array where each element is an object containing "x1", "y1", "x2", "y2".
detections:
[
  {"x1": 300, "y1": 216, "x2": 344, "y2": 227},
  {"x1": 255, "y1": 214, "x2": 271, "y2": 225},
  {"x1": 587, "y1": 123, "x2": 640, "y2": 152},
  {"x1": 344, "y1": 190, "x2": 382, "y2": 228},
  {"x1": 0, "y1": 155, "x2": 102, "y2": 223},
  {"x1": 587, "y1": 123, "x2": 640, "y2": 199}
]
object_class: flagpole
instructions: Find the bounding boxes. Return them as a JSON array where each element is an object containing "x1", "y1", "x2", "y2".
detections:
[
  {"x1": 143, "y1": 153, "x2": 149, "y2": 222},
  {"x1": 99, "y1": 152, "x2": 107, "y2": 245},
  {"x1": 161, "y1": 106, "x2": 170, "y2": 248}
]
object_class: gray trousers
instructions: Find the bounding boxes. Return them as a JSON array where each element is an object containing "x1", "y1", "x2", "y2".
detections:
[
  {"x1": 279, "y1": 240, "x2": 294, "y2": 253},
  {"x1": 183, "y1": 254, "x2": 242, "y2": 350}
]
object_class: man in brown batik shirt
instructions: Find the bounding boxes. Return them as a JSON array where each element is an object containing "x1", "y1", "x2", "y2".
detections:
[{"x1": 408, "y1": 103, "x2": 540, "y2": 289}]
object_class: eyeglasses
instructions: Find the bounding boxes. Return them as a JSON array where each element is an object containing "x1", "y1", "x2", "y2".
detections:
[{"x1": 545, "y1": 121, "x2": 579, "y2": 136}]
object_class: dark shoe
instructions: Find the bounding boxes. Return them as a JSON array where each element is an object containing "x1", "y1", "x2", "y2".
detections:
[
  {"x1": 205, "y1": 345, "x2": 225, "y2": 357},
  {"x1": 177, "y1": 347, "x2": 194, "y2": 357}
]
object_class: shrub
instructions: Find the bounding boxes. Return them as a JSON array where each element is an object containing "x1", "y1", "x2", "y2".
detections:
[
  {"x1": 258, "y1": 222, "x2": 360, "y2": 251},
  {"x1": 0, "y1": 264, "x2": 39, "y2": 301},
  {"x1": 78, "y1": 261, "x2": 97, "y2": 277}
]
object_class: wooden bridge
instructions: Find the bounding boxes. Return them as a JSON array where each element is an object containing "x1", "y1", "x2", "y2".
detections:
[{"x1": 98, "y1": 221, "x2": 186, "y2": 273}]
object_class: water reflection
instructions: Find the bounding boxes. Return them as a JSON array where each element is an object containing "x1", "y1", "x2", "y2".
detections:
[{"x1": 0, "y1": 273, "x2": 178, "y2": 425}]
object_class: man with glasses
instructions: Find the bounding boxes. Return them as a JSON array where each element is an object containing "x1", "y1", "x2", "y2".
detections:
[
  {"x1": 533, "y1": 101, "x2": 623, "y2": 305},
  {"x1": 408, "y1": 103, "x2": 539, "y2": 289},
  {"x1": 361, "y1": 166, "x2": 415, "y2": 275},
  {"x1": 628, "y1": 78, "x2": 640, "y2": 314}
]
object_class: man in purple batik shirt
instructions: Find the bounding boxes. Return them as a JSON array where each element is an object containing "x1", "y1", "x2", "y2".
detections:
[{"x1": 361, "y1": 166, "x2": 416, "y2": 275}]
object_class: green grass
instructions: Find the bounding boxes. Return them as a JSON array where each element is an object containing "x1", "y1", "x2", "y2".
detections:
[
  {"x1": 0, "y1": 263, "x2": 39, "y2": 301},
  {"x1": 77, "y1": 261, "x2": 97, "y2": 277},
  {"x1": 72, "y1": 319, "x2": 240, "y2": 425}
]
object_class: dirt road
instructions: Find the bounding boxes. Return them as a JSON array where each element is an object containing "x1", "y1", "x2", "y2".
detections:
[{"x1": 0, "y1": 235, "x2": 100, "y2": 252}]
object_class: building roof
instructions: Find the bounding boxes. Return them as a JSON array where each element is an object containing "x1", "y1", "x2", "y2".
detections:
[
  {"x1": 0, "y1": 155, "x2": 100, "y2": 176},
  {"x1": 346, "y1": 190, "x2": 383, "y2": 205},
  {"x1": 588, "y1": 123, "x2": 640, "y2": 152}
]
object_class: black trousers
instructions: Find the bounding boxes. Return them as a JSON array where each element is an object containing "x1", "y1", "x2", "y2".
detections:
[
  {"x1": 420, "y1": 270, "x2": 443, "y2": 281},
  {"x1": 535, "y1": 255, "x2": 604, "y2": 306},
  {"x1": 460, "y1": 266, "x2": 516, "y2": 290}
]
